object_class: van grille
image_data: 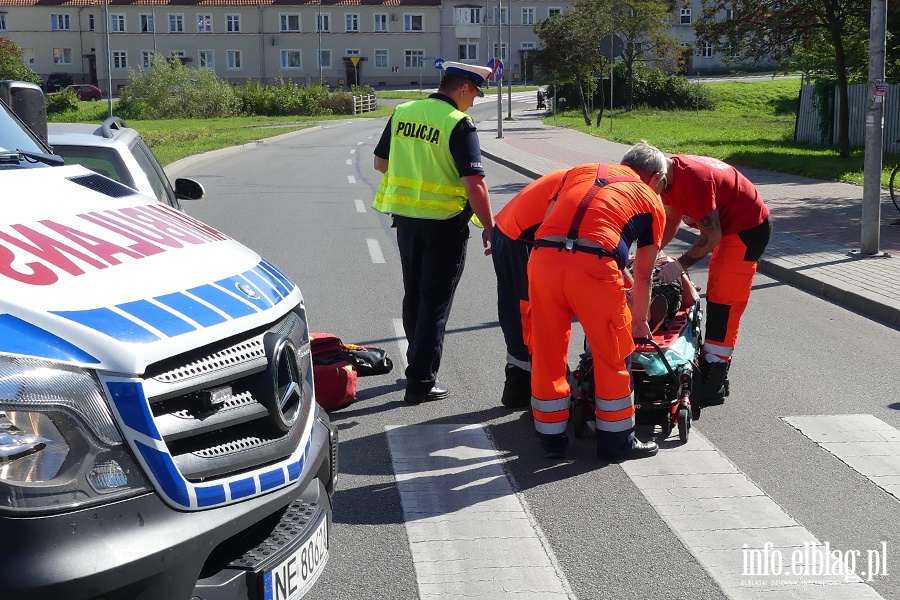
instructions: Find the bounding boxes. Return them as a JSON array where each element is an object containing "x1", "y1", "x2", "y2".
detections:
[{"x1": 141, "y1": 308, "x2": 312, "y2": 482}]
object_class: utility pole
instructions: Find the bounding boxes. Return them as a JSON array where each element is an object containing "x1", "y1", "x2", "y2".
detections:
[
  {"x1": 860, "y1": 0, "x2": 887, "y2": 255},
  {"x1": 317, "y1": 0, "x2": 323, "y2": 85},
  {"x1": 506, "y1": 10, "x2": 511, "y2": 120},
  {"x1": 104, "y1": 0, "x2": 112, "y2": 118},
  {"x1": 496, "y1": 0, "x2": 503, "y2": 138}
]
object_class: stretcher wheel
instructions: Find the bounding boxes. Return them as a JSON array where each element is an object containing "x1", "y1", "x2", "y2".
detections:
[
  {"x1": 678, "y1": 406, "x2": 691, "y2": 443},
  {"x1": 572, "y1": 397, "x2": 588, "y2": 439}
]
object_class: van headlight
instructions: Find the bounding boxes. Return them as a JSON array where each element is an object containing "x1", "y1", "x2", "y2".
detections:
[{"x1": 0, "y1": 356, "x2": 150, "y2": 514}]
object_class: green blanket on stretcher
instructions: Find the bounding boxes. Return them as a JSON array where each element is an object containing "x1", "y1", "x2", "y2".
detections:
[{"x1": 631, "y1": 306, "x2": 699, "y2": 377}]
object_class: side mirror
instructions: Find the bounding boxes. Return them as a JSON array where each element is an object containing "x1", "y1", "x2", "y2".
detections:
[
  {"x1": 0, "y1": 80, "x2": 48, "y2": 145},
  {"x1": 174, "y1": 177, "x2": 205, "y2": 200}
]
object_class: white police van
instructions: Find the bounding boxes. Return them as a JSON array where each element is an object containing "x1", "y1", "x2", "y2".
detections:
[{"x1": 0, "y1": 81, "x2": 336, "y2": 600}]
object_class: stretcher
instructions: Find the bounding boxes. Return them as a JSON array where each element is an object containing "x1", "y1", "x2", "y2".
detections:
[{"x1": 569, "y1": 265, "x2": 703, "y2": 443}]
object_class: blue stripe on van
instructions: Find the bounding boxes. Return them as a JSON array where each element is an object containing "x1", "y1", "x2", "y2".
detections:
[
  {"x1": 259, "y1": 259, "x2": 293, "y2": 296},
  {"x1": 135, "y1": 440, "x2": 191, "y2": 508},
  {"x1": 0, "y1": 314, "x2": 100, "y2": 363},
  {"x1": 259, "y1": 467, "x2": 286, "y2": 491},
  {"x1": 154, "y1": 292, "x2": 228, "y2": 327},
  {"x1": 196, "y1": 484, "x2": 227, "y2": 507},
  {"x1": 187, "y1": 284, "x2": 257, "y2": 319},
  {"x1": 229, "y1": 478, "x2": 257, "y2": 500},
  {"x1": 242, "y1": 268, "x2": 283, "y2": 305},
  {"x1": 106, "y1": 381, "x2": 160, "y2": 440},
  {"x1": 214, "y1": 276, "x2": 272, "y2": 311},
  {"x1": 51, "y1": 307, "x2": 160, "y2": 343},
  {"x1": 117, "y1": 299, "x2": 197, "y2": 336}
]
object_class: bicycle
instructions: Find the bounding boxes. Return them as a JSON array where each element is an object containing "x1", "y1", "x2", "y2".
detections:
[{"x1": 891, "y1": 138, "x2": 900, "y2": 215}]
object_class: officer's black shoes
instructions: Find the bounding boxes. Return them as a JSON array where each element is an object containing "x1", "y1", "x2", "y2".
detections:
[
  {"x1": 596, "y1": 431, "x2": 658, "y2": 461},
  {"x1": 500, "y1": 364, "x2": 532, "y2": 409},
  {"x1": 538, "y1": 433, "x2": 569, "y2": 459},
  {"x1": 695, "y1": 358, "x2": 731, "y2": 408},
  {"x1": 404, "y1": 385, "x2": 449, "y2": 405}
]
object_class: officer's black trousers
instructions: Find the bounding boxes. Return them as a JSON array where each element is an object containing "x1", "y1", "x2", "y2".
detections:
[{"x1": 395, "y1": 214, "x2": 469, "y2": 395}]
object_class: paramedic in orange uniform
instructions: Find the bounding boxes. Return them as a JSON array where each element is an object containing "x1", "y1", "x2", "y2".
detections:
[
  {"x1": 491, "y1": 169, "x2": 569, "y2": 409},
  {"x1": 652, "y1": 148, "x2": 772, "y2": 407},
  {"x1": 528, "y1": 145, "x2": 668, "y2": 460}
]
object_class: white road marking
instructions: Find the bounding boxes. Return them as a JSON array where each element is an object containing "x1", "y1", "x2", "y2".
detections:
[
  {"x1": 621, "y1": 432, "x2": 886, "y2": 599},
  {"x1": 348, "y1": 175, "x2": 356, "y2": 184},
  {"x1": 783, "y1": 414, "x2": 900, "y2": 500},
  {"x1": 392, "y1": 318, "x2": 407, "y2": 372},
  {"x1": 366, "y1": 238, "x2": 385, "y2": 264},
  {"x1": 357, "y1": 141, "x2": 364, "y2": 145},
  {"x1": 346, "y1": 159, "x2": 352, "y2": 165},
  {"x1": 350, "y1": 148, "x2": 357, "y2": 154},
  {"x1": 354, "y1": 199, "x2": 367, "y2": 213},
  {"x1": 387, "y1": 424, "x2": 573, "y2": 600}
]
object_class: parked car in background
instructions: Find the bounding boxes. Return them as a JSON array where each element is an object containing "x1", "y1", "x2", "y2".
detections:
[
  {"x1": 64, "y1": 83, "x2": 103, "y2": 101},
  {"x1": 45, "y1": 72, "x2": 74, "y2": 92},
  {"x1": 48, "y1": 117, "x2": 205, "y2": 211}
]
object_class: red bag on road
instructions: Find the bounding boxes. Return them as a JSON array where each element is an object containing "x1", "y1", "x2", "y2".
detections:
[{"x1": 310, "y1": 333, "x2": 358, "y2": 411}]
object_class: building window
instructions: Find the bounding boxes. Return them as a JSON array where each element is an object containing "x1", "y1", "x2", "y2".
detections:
[
  {"x1": 199, "y1": 50, "x2": 214, "y2": 68},
  {"x1": 374, "y1": 49, "x2": 388, "y2": 68},
  {"x1": 226, "y1": 14, "x2": 241, "y2": 33},
  {"x1": 701, "y1": 43, "x2": 713, "y2": 58},
  {"x1": 169, "y1": 14, "x2": 184, "y2": 33},
  {"x1": 521, "y1": 42, "x2": 535, "y2": 52},
  {"x1": 680, "y1": 7, "x2": 691, "y2": 25},
  {"x1": 548, "y1": 8, "x2": 562, "y2": 17},
  {"x1": 374, "y1": 14, "x2": 387, "y2": 31},
  {"x1": 317, "y1": 14, "x2": 331, "y2": 33},
  {"x1": 88, "y1": 14, "x2": 95, "y2": 31},
  {"x1": 141, "y1": 50, "x2": 153, "y2": 67},
  {"x1": 725, "y1": 8, "x2": 736, "y2": 20},
  {"x1": 346, "y1": 48, "x2": 359, "y2": 56},
  {"x1": 140, "y1": 14, "x2": 153, "y2": 33},
  {"x1": 522, "y1": 8, "x2": 534, "y2": 25},
  {"x1": 52, "y1": 48, "x2": 72, "y2": 64},
  {"x1": 22, "y1": 48, "x2": 35, "y2": 65},
  {"x1": 197, "y1": 14, "x2": 212, "y2": 33},
  {"x1": 318, "y1": 49, "x2": 331, "y2": 69},
  {"x1": 458, "y1": 43, "x2": 477, "y2": 61},
  {"x1": 0, "y1": 14, "x2": 6, "y2": 31},
  {"x1": 281, "y1": 49, "x2": 301, "y2": 68},
  {"x1": 492, "y1": 42, "x2": 508, "y2": 61},
  {"x1": 111, "y1": 14, "x2": 125, "y2": 33},
  {"x1": 492, "y1": 7, "x2": 508, "y2": 25},
  {"x1": 345, "y1": 13, "x2": 359, "y2": 32},
  {"x1": 113, "y1": 51, "x2": 127, "y2": 69},
  {"x1": 454, "y1": 7, "x2": 480, "y2": 25},
  {"x1": 280, "y1": 14, "x2": 300, "y2": 32},
  {"x1": 227, "y1": 50, "x2": 242, "y2": 69},
  {"x1": 404, "y1": 14, "x2": 423, "y2": 32},
  {"x1": 171, "y1": 50, "x2": 186, "y2": 59},
  {"x1": 404, "y1": 49, "x2": 423, "y2": 68},
  {"x1": 51, "y1": 14, "x2": 71, "y2": 30}
]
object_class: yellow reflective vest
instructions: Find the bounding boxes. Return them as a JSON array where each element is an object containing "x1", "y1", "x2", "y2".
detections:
[{"x1": 373, "y1": 98, "x2": 471, "y2": 220}]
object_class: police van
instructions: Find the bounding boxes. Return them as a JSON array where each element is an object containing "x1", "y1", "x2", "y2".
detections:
[{"x1": 0, "y1": 81, "x2": 336, "y2": 600}]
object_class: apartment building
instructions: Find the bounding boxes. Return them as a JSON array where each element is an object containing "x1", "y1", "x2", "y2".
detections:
[{"x1": 0, "y1": 0, "x2": 738, "y2": 92}]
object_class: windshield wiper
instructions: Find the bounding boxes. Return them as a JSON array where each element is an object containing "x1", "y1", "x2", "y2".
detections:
[{"x1": 0, "y1": 149, "x2": 65, "y2": 166}]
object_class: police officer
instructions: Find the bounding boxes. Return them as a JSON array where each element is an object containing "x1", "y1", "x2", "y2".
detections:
[
  {"x1": 528, "y1": 146, "x2": 668, "y2": 460},
  {"x1": 651, "y1": 146, "x2": 772, "y2": 407},
  {"x1": 373, "y1": 62, "x2": 495, "y2": 405}
]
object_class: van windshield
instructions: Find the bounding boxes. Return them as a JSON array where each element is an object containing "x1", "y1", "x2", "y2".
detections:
[{"x1": 0, "y1": 101, "x2": 47, "y2": 156}]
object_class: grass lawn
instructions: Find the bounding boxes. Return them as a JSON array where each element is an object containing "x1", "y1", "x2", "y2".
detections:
[{"x1": 549, "y1": 78, "x2": 899, "y2": 187}]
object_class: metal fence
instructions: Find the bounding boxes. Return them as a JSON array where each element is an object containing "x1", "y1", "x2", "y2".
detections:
[
  {"x1": 352, "y1": 93, "x2": 377, "y2": 115},
  {"x1": 796, "y1": 83, "x2": 900, "y2": 154}
]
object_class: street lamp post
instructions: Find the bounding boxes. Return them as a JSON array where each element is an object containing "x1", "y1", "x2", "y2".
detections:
[
  {"x1": 317, "y1": 0, "x2": 323, "y2": 85},
  {"x1": 104, "y1": 0, "x2": 112, "y2": 118},
  {"x1": 496, "y1": 0, "x2": 502, "y2": 138},
  {"x1": 506, "y1": 8, "x2": 511, "y2": 120}
]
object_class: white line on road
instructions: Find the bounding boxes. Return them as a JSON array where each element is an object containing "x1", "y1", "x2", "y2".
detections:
[
  {"x1": 783, "y1": 414, "x2": 900, "y2": 500},
  {"x1": 348, "y1": 175, "x2": 356, "y2": 184},
  {"x1": 366, "y1": 238, "x2": 385, "y2": 264},
  {"x1": 354, "y1": 199, "x2": 367, "y2": 213},
  {"x1": 392, "y1": 318, "x2": 407, "y2": 372},
  {"x1": 621, "y1": 432, "x2": 886, "y2": 599},
  {"x1": 387, "y1": 424, "x2": 573, "y2": 600},
  {"x1": 350, "y1": 148, "x2": 357, "y2": 154},
  {"x1": 357, "y1": 141, "x2": 364, "y2": 146},
  {"x1": 346, "y1": 159, "x2": 352, "y2": 165}
]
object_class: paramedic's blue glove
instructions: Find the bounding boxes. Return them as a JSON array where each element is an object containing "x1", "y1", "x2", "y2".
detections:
[{"x1": 659, "y1": 258, "x2": 685, "y2": 283}]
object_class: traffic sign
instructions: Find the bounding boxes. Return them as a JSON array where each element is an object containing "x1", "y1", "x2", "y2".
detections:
[
  {"x1": 435, "y1": 58, "x2": 444, "y2": 69},
  {"x1": 487, "y1": 58, "x2": 504, "y2": 82},
  {"x1": 601, "y1": 34, "x2": 624, "y2": 59}
]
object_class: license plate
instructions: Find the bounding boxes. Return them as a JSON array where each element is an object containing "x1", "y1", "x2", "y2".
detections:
[{"x1": 262, "y1": 516, "x2": 328, "y2": 600}]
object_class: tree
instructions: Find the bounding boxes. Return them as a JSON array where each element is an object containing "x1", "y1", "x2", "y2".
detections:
[
  {"x1": 533, "y1": 7, "x2": 612, "y2": 125},
  {"x1": 0, "y1": 39, "x2": 41, "y2": 86},
  {"x1": 694, "y1": 0, "x2": 874, "y2": 159},
  {"x1": 612, "y1": 0, "x2": 681, "y2": 111}
]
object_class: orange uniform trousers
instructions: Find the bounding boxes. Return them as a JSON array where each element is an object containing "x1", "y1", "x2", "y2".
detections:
[
  {"x1": 528, "y1": 247, "x2": 636, "y2": 437},
  {"x1": 703, "y1": 220, "x2": 770, "y2": 361}
]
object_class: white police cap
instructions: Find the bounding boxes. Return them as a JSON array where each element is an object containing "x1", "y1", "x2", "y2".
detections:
[{"x1": 441, "y1": 61, "x2": 493, "y2": 97}]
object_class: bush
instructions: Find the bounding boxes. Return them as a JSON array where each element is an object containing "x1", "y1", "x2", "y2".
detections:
[
  {"x1": 233, "y1": 78, "x2": 336, "y2": 116},
  {"x1": 117, "y1": 55, "x2": 240, "y2": 119},
  {"x1": 0, "y1": 39, "x2": 41, "y2": 86},
  {"x1": 45, "y1": 88, "x2": 80, "y2": 115}
]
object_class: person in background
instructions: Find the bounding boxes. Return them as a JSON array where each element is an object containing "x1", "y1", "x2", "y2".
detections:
[
  {"x1": 372, "y1": 61, "x2": 495, "y2": 405},
  {"x1": 652, "y1": 146, "x2": 772, "y2": 407},
  {"x1": 528, "y1": 145, "x2": 668, "y2": 460}
]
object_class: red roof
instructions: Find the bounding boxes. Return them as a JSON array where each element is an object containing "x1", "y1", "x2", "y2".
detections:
[{"x1": 1, "y1": 0, "x2": 437, "y2": 6}]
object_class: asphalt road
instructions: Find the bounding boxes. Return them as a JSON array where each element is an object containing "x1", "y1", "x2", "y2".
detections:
[{"x1": 181, "y1": 113, "x2": 900, "y2": 600}]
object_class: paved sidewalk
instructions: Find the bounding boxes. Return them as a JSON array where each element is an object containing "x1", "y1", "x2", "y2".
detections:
[{"x1": 476, "y1": 108, "x2": 900, "y2": 328}]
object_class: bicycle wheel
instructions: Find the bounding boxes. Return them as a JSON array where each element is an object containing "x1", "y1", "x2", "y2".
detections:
[{"x1": 891, "y1": 166, "x2": 900, "y2": 215}]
